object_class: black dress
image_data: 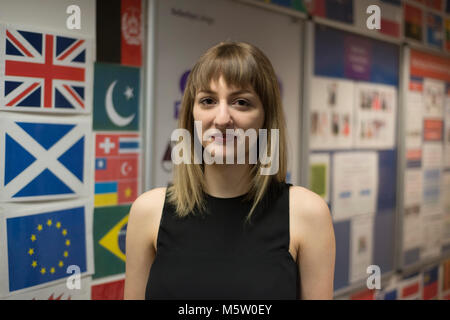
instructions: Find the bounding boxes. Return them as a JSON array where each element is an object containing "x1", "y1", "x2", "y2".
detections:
[{"x1": 145, "y1": 181, "x2": 300, "y2": 299}]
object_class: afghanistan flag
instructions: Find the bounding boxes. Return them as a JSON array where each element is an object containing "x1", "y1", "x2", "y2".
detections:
[{"x1": 96, "y1": 0, "x2": 142, "y2": 67}]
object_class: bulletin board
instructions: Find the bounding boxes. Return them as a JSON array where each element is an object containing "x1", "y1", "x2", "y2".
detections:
[
  {"x1": 306, "y1": 23, "x2": 400, "y2": 293},
  {"x1": 400, "y1": 46, "x2": 450, "y2": 271},
  {"x1": 150, "y1": 0, "x2": 303, "y2": 187}
]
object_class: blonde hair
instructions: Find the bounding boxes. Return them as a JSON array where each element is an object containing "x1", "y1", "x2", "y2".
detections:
[{"x1": 166, "y1": 41, "x2": 288, "y2": 223}]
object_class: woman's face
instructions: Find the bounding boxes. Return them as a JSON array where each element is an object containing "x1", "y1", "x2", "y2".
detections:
[{"x1": 193, "y1": 75, "x2": 265, "y2": 163}]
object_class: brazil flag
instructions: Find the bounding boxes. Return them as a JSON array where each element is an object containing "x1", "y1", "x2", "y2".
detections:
[{"x1": 93, "y1": 205, "x2": 130, "y2": 279}]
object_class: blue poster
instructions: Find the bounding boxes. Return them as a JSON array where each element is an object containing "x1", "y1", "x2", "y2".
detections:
[
  {"x1": 426, "y1": 13, "x2": 444, "y2": 48},
  {"x1": 6, "y1": 206, "x2": 87, "y2": 292}
]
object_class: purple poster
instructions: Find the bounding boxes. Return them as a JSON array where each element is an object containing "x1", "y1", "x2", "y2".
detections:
[{"x1": 344, "y1": 37, "x2": 372, "y2": 81}]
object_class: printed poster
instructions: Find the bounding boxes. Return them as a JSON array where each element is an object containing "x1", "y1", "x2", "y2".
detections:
[
  {"x1": 93, "y1": 205, "x2": 129, "y2": 279},
  {"x1": 406, "y1": 78, "x2": 424, "y2": 164},
  {"x1": 421, "y1": 214, "x2": 442, "y2": 259},
  {"x1": 0, "y1": 24, "x2": 93, "y2": 113},
  {"x1": 422, "y1": 265, "x2": 439, "y2": 300},
  {"x1": 423, "y1": 78, "x2": 445, "y2": 118},
  {"x1": 354, "y1": 82, "x2": 397, "y2": 149},
  {"x1": 349, "y1": 215, "x2": 374, "y2": 283},
  {"x1": 97, "y1": 0, "x2": 143, "y2": 67},
  {"x1": 312, "y1": 0, "x2": 354, "y2": 24},
  {"x1": 309, "y1": 153, "x2": 330, "y2": 202},
  {"x1": 93, "y1": 63, "x2": 140, "y2": 132},
  {"x1": 0, "y1": 199, "x2": 94, "y2": 298},
  {"x1": 441, "y1": 172, "x2": 450, "y2": 246},
  {"x1": 403, "y1": 169, "x2": 423, "y2": 251},
  {"x1": 91, "y1": 277, "x2": 125, "y2": 300},
  {"x1": 0, "y1": 113, "x2": 92, "y2": 202},
  {"x1": 259, "y1": 0, "x2": 307, "y2": 12},
  {"x1": 426, "y1": 13, "x2": 444, "y2": 49},
  {"x1": 310, "y1": 76, "x2": 354, "y2": 150},
  {"x1": 94, "y1": 133, "x2": 140, "y2": 207},
  {"x1": 404, "y1": 3, "x2": 423, "y2": 42},
  {"x1": 399, "y1": 273, "x2": 422, "y2": 300},
  {"x1": 332, "y1": 152, "x2": 378, "y2": 221},
  {"x1": 445, "y1": 87, "x2": 450, "y2": 167}
]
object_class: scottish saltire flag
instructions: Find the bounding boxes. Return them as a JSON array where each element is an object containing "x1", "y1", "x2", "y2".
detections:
[
  {"x1": 0, "y1": 113, "x2": 91, "y2": 201},
  {"x1": 5, "y1": 203, "x2": 88, "y2": 292},
  {"x1": 0, "y1": 24, "x2": 92, "y2": 113}
]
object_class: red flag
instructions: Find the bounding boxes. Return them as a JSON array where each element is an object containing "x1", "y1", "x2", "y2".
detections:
[{"x1": 121, "y1": 0, "x2": 142, "y2": 67}]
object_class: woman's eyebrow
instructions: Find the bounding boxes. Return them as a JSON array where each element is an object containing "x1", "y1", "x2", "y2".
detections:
[{"x1": 197, "y1": 89, "x2": 254, "y2": 96}]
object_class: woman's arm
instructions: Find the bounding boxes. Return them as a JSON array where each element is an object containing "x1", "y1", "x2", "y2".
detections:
[
  {"x1": 124, "y1": 188, "x2": 166, "y2": 300},
  {"x1": 291, "y1": 186, "x2": 336, "y2": 299}
]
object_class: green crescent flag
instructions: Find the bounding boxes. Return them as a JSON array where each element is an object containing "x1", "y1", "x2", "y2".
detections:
[{"x1": 93, "y1": 63, "x2": 140, "y2": 131}]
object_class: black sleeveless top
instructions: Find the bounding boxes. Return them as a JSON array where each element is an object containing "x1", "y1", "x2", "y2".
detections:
[{"x1": 145, "y1": 181, "x2": 300, "y2": 299}]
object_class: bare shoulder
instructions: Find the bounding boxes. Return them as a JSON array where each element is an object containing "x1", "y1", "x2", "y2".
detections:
[
  {"x1": 289, "y1": 185, "x2": 331, "y2": 221},
  {"x1": 128, "y1": 187, "x2": 167, "y2": 250},
  {"x1": 130, "y1": 187, "x2": 167, "y2": 218},
  {"x1": 289, "y1": 185, "x2": 333, "y2": 245}
]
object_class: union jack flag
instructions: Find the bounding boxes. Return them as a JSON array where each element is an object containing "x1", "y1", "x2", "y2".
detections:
[{"x1": 0, "y1": 25, "x2": 92, "y2": 113}]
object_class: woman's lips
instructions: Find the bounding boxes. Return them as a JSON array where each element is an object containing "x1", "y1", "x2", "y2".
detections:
[{"x1": 213, "y1": 134, "x2": 236, "y2": 143}]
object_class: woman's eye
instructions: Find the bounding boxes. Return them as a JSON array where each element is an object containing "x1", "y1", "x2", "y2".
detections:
[
  {"x1": 200, "y1": 98, "x2": 215, "y2": 106},
  {"x1": 234, "y1": 99, "x2": 250, "y2": 107}
]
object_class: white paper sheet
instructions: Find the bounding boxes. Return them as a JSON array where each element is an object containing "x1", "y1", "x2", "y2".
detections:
[
  {"x1": 405, "y1": 90, "x2": 424, "y2": 150},
  {"x1": 421, "y1": 214, "x2": 443, "y2": 260},
  {"x1": 332, "y1": 152, "x2": 378, "y2": 221},
  {"x1": 423, "y1": 78, "x2": 445, "y2": 119},
  {"x1": 310, "y1": 76, "x2": 355, "y2": 150},
  {"x1": 354, "y1": 82, "x2": 397, "y2": 149},
  {"x1": 349, "y1": 215, "x2": 374, "y2": 283}
]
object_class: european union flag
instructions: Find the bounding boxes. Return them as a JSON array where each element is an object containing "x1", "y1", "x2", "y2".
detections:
[{"x1": 6, "y1": 206, "x2": 87, "y2": 292}]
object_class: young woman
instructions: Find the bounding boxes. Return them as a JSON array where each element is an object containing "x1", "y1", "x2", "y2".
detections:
[{"x1": 124, "y1": 41, "x2": 336, "y2": 299}]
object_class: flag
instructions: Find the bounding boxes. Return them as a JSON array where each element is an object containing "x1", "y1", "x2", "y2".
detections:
[
  {"x1": 423, "y1": 266, "x2": 438, "y2": 300},
  {"x1": 93, "y1": 206, "x2": 129, "y2": 279},
  {"x1": 0, "y1": 113, "x2": 90, "y2": 201},
  {"x1": 99, "y1": 215, "x2": 128, "y2": 262},
  {"x1": 97, "y1": 0, "x2": 142, "y2": 67},
  {"x1": 400, "y1": 273, "x2": 421, "y2": 299},
  {"x1": 350, "y1": 288, "x2": 375, "y2": 300},
  {"x1": 404, "y1": 3, "x2": 423, "y2": 42},
  {"x1": 260, "y1": 0, "x2": 307, "y2": 12},
  {"x1": 6, "y1": 205, "x2": 87, "y2": 292},
  {"x1": 378, "y1": 1, "x2": 402, "y2": 38},
  {"x1": 312, "y1": 0, "x2": 354, "y2": 24},
  {"x1": 93, "y1": 63, "x2": 140, "y2": 131},
  {"x1": 91, "y1": 278, "x2": 125, "y2": 300},
  {"x1": 426, "y1": 12, "x2": 443, "y2": 48},
  {"x1": 94, "y1": 133, "x2": 139, "y2": 207},
  {"x1": 0, "y1": 25, "x2": 92, "y2": 113}
]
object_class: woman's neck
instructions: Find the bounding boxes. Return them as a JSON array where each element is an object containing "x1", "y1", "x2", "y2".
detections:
[{"x1": 203, "y1": 163, "x2": 252, "y2": 198}]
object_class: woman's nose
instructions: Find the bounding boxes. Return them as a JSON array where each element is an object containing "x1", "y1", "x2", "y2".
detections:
[{"x1": 214, "y1": 101, "x2": 233, "y2": 128}]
